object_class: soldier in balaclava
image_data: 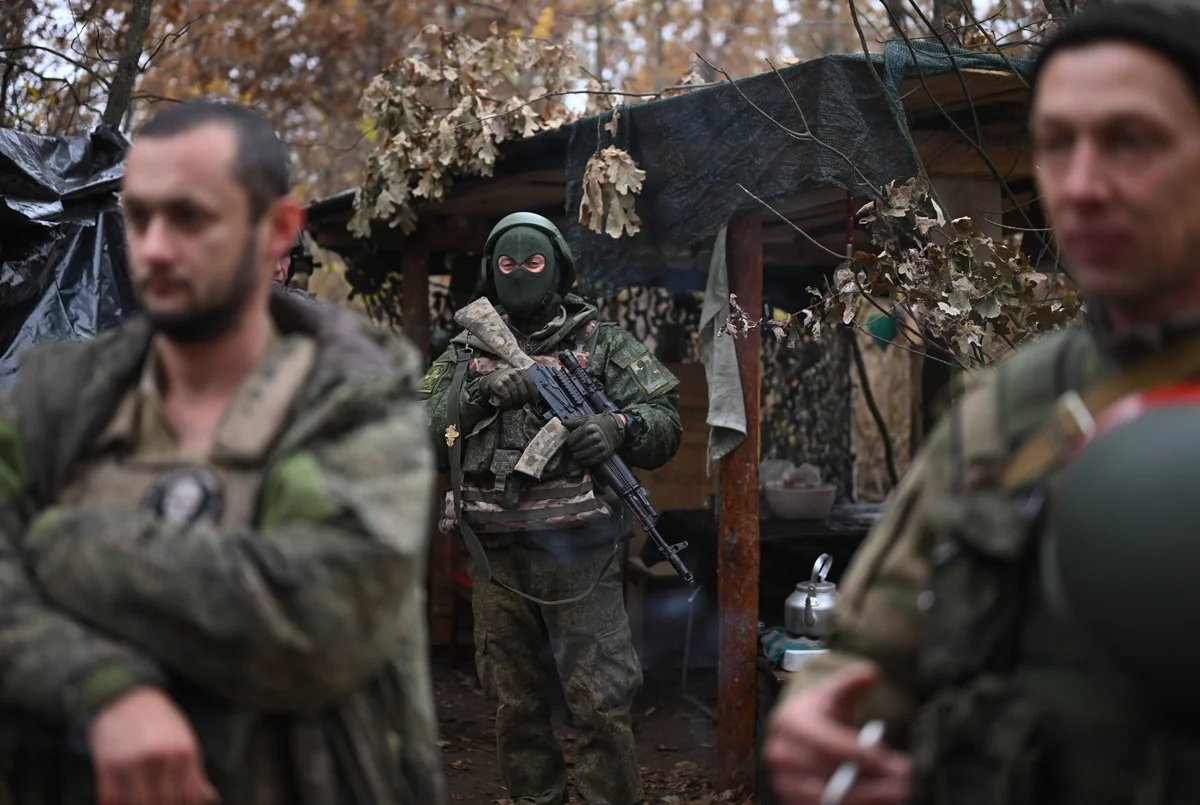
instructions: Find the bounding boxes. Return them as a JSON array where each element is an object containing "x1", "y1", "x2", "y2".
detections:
[{"x1": 422, "y1": 212, "x2": 682, "y2": 804}]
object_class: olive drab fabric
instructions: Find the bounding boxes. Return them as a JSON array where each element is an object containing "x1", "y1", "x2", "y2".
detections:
[
  {"x1": 478, "y1": 212, "x2": 577, "y2": 301},
  {"x1": 55, "y1": 332, "x2": 316, "y2": 528},
  {"x1": 1051, "y1": 396, "x2": 1200, "y2": 724},
  {"x1": 783, "y1": 320, "x2": 1200, "y2": 805},
  {"x1": 0, "y1": 290, "x2": 446, "y2": 805},
  {"x1": 422, "y1": 294, "x2": 682, "y2": 543},
  {"x1": 421, "y1": 292, "x2": 681, "y2": 804},
  {"x1": 470, "y1": 537, "x2": 643, "y2": 805},
  {"x1": 491, "y1": 227, "x2": 560, "y2": 317}
]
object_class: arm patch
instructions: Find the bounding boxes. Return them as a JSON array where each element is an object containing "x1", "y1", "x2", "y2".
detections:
[
  {"x1": 418, "y1": 361, "x2": 450, "y2": 400},
  {"x1": 629, "y1": 354, "x2": 674, "y2": 396}
]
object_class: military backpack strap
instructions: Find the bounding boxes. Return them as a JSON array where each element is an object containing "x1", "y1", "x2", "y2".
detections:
[
  {"x1": 447, "y1": 344, "x2": 629, "y2": 607},
  {"x1": 447, "y1": 345, "x2": 496, "y2": 588},
  {"x1": 1002, "y1": 330, "x2": 1200, "y2": 489}
]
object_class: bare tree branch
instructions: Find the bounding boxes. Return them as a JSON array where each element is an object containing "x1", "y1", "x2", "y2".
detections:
[
  {"x1": 930, "y1": 0, "x2": 964, "y2": 48},
  {"x1": 961, "y1": 1, "x2": 1030, "y2": 90},
  {"x1": 846, "y1": 0, "x2": 947, "y2": 211},
  {"x1": 0, "y1": 58, "x2": 96, "y2": 121},
  {"x1": 880, "y1": 1, "x2": 1056, "y2": 261},
  {"x1": 736, "y1": 182, "x2": 848, "y2": 261},
  {"x1": 141, "y1": 15, "x2": 201, "y2": 69},
  {"x1": 0, "y1": 43, "x2": 109, "y2": 87},
  {"x1": 850, "y1": 332, "x2": 899, "y2": 486}
]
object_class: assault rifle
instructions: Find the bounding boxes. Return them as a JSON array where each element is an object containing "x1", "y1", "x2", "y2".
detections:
[{"x1": 455, "y1": 298, "x2": 694, "y2": 583}]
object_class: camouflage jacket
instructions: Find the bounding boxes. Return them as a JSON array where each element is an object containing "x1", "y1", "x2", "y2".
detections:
[
  {"x1": 422, "y1": 295, "x2": 682, "y2": 482},
  {"x1": 0, "y1": 291, "x2": 445, "y2": 805},
  {"x1": 785, "y1": 320, "x2": 1200, "y2": 804}
]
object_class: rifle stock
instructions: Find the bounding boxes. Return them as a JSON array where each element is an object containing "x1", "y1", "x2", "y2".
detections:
[{"x1": 453, "y1": 297, "x2": 535, "y2": 371}]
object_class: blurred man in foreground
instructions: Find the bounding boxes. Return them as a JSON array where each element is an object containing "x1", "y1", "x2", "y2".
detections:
[
  {"x1": 0, "y1": 101, "x2": 444, "y2": 804},
  {"x1": 767, "y1": 3, "x2": 1200, "y2": 804}
]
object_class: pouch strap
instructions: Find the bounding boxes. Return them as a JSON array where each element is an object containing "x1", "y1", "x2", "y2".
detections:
[{"x1": 1002, "y1": 331, "x2": 1200, "y2": 489}]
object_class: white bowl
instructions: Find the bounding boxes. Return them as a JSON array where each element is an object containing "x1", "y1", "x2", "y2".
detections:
[{"x1": 763, "y1": 484, "x2": 836, "y2": 520}]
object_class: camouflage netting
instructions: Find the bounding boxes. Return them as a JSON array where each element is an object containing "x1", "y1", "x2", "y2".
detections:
[
  {"x1": 564, "y1": 40, "x2": 1030, "y2": 294},
  {"x1": 761, "y1": 331, "x2": 855, "y2": 500}
]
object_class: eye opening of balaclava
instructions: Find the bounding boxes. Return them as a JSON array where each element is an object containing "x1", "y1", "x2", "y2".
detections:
[{"x1": 491, "y1": 225, "x2": 561, "y2": 323}]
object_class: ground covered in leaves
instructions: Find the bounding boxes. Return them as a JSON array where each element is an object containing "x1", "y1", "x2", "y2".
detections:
[{"x1": 434, "y1": 654, "x2": 752, "y2": 804}]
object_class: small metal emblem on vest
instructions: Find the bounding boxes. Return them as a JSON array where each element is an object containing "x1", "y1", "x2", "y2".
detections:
[{"x1": 143, "y1": 466, "x2": 225, "y2": 527}]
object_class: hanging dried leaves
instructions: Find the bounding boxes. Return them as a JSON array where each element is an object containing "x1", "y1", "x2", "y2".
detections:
[
  {"x1": 579, "y1": 145, "x2": 646, "y2": 238},
  {"x1": 728, "y1": 178, "x2": 1083, "y2": 369},
  {"x1": 351, "y1": 25, "x2": 645, "y2": 245}
]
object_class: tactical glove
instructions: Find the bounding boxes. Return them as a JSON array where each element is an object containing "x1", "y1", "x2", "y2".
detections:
[
  {"x1": 478, "y1": 367, "x2": 538, "y2": 410},
  {"x1": 564, "y1": 413, "x2": 627, "y2": 467}
]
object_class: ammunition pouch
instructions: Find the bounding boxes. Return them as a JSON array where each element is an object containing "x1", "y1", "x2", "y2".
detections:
[{"x1": 439, "y1": 474, "x2": 612, "y2": 535}]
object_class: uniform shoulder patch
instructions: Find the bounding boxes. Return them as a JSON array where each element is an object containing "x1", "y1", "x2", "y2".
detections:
[
  {"x1": 628, "y1": 354, "x2": 675, "y2": 396},
  {"x1": 418, "y1": 362, "x2": 450, "y2": 399}
]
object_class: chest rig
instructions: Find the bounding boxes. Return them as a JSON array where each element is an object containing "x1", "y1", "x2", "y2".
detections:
[
  {"x1": 441, "y1": 319, "x2": 611, "y2": 537},
  {"x1": 909, "y1": 330, "x2": 1200, "y2": 805}
]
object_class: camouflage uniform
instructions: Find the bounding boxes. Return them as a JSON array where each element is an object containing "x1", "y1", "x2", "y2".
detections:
[
  {"x1": 423, "y1": 294, "x2": 682, "y2": 804},
  {"x1": 0, "y1": 290, "x2": 446, "y2": 805},
  {"x1": 783, "y1": 318, "x2": 1200, "y2": 804}
]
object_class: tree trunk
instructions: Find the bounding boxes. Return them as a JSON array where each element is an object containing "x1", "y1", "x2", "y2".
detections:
[
  {"x1": 102, "y1": 0, "x2": 153, "y2": 130},
  {"x1": 653, "y1": 0, "x2": 665, "y2": 84},
  {"x1": 0, "y1": 60, "x2": 13, "y2": 128},
  {"x1": 1041, "y1": 0, "x2": 1073, "y2": 24},
  {"x1": 698, "y1": 0, "x2": 715, "y2": 80},
  {"x1": 931, "y1": 0, "x2": 963, "y2": 47},
  {"x1": 593, "y1": 0, "x2": 604, "y2": 79},
  {"x1": 882, "y1": 0, "x2": 908, "y2": 37}
]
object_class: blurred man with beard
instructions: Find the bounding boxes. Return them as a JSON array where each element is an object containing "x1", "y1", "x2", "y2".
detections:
[{"x1": 0, "y1": 101, "x2": 444, "y2": 805}]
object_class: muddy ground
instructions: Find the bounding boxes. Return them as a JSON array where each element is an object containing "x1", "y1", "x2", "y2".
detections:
[{"x1": 433, "y1": 653, "x2": 756, "y2": 804}]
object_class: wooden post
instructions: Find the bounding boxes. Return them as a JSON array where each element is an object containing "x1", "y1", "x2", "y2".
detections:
[
  {"x1": 402, "y1": 248, "x2": 432, "y2": 367},
  {"x1": 717, "y1": 211, "x2": 762, "y2": 792}
]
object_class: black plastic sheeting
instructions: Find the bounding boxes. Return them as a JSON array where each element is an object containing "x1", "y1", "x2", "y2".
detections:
[
  {"x1": 564, "y1": 40, "x2": 1030, "y2": 294},
  {"x1": 0, "y1": 124, "x2": 137, "y2": 386}
]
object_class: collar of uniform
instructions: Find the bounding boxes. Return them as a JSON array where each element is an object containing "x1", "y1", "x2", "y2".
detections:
[
  {"x1": 1087, "y1": 302, "x2": 1200, "y2": 366},
  {"x1": 499, "y1": 304, "x2": 568, "y2": 351},
  {"x1": 209, "y1": 333, "x2": 317, "y2": 463},
  {"x1": 527, "y1": 305, "x2": 568, "y2": 339},
  {"x1": 91, "y1": 330, "x2": 317, "y2": 463}
]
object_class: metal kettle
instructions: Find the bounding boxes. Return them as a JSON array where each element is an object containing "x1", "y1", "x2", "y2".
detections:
[{"x1": 784, "y1": 553, "x2": 838, "y2": 639}]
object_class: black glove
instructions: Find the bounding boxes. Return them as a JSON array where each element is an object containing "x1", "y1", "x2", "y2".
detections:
[
  {"x1": 478, "y1": 367, "x2": 537, "y2": 410},
  {"x1": 564, "y1": 413, "x2": 627, "y2": 467}
]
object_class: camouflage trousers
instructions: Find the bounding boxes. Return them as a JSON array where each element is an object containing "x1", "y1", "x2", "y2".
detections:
[{"x1": 470, "y1": 534, "x2": 643, "y2": 805}]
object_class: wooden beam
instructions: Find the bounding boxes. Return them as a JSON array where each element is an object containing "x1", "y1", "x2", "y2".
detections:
[
  {"x1": 402, "y1": 248, "x2": 432, "y2": 367},
  {"x1": 717, "y1": 211, "x2": 762, "y2": 793},
  {"x1": 913, "y1": 128, "x2": 1031, "y2": 180}
]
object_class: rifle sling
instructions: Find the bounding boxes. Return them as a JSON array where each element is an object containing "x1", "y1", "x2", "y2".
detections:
[
  {"x1": 447, "y1": 345, "x2": 625, "y2": 607},
  {"x1": 1002, "y1": 329, "x2": 1200, "y2": 489}
]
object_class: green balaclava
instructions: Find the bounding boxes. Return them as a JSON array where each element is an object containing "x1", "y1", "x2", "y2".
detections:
[{"x1": 491, "y1": 226, "x2": 560, "y2": 322}]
